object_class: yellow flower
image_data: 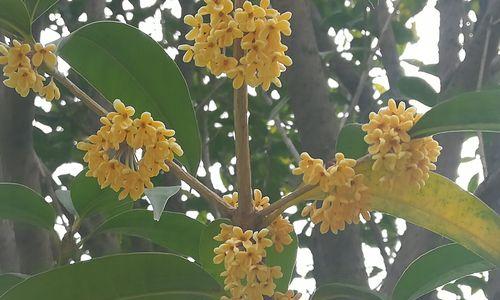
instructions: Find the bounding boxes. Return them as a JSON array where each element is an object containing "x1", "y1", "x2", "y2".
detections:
[
  {"x1": 77, "y1": 100, "x2": 183, "y2": 200},
  {"x1": 362, "y1": 99, "x2": 441, "y2": 189},
  {"x1": 213, "y1": 223, "x2": 283, "y2": 299},
  {"x1": 235, "y1": 1, "x2": 266, "y2": 32},
  {"x1": 252, "y1": 189, "x2": 270, "y2": 211},
  {"x1": 0, "y1": 45, "x2": 8, "y2": 65},
  {"x1": 179, "y1": 0, "x2": 292, "y2": 91},
  {"x1": 274, "y1": 291, "x2": 302, "y2": 300},
  {"x1": 41, "y1": 79, "x2": 61, "y2": 101},
  {"x1": 32, "y1": 43, "x2": 57, "y2": 68},
  {"x1": 295, "y1": 152, "x2": 371, "y2": 234},
  {"x1": 223, "y1": 192, "x2": 239, "y2": 208},
  {"x1": 3, "y1": 66, "x2": 36, "y2": 97}
]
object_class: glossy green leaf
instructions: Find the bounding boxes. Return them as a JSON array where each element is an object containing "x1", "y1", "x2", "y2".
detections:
[
  {"x1": 397, "y1": 76, "x2": 437, "y2": 107},
  {"x1": 0, "y1": 253, "x2": 224, "y2": 299},
  {"x1": 54, "y1": 189, "x2": 77, "y2": 216},
  {"x1": 392, "y1": 244, "x2": 494, "y2": 300},
  {"x1": 355, "y1": 161, "x2": 500, "y2": 266},
  {"x1": 0, "y1": 274, "x2": 26, "y2": 295},
  {"x1": 335, "y1": 123, "x2": 367, "y2": 159},
  {"x1": 0, "y1": 183, "x2": 55, "y2": 230},
  {"x1": 312, "y1": 283, "x2": 386, "y2": 300},
  {"x1": 58, "y1": 21, "x2": 201, "y2": 171},
  {"x1": 144, "y1": 186, "x2": 180, "y2": 221},
  {"x1": 70, "y1": 169, "x2": 133, "y2": 220},
  {"x1": 199, "y1": 219, "x2": 228, "y2": 286},
  {"x1": 467, "y1": 173, "x2": 479, "y2": 193},
  {"x1": 409, "y1": 90, "x2": 500, "y2": 138},
  {"x1": 23, "y1": 0, "x2": 58, "y2": 21},
  {"x1": 199, "y1": 219, "x2": 298, "y2": 291},
  {"x1": 95, "y1": 210, "x2": 205, "y2": 260},
  {"x1": 0, "y1": 0, "x2": 31, "y2": 38},
  {"x1": 267, "y1": 230, "x2": 298, "y2": 292}
]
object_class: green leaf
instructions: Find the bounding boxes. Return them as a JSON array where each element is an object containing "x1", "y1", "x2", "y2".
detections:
[
  {"x1": 70, "y1": 169, "x2": 133, "y2": 220},
  {"x1": 0, "y1": 0, "x2": 31, "y2": 39},
  {"x1": 397, "y1": 76, "x2": 438, "y2": 107},
  {"x1": 335, "y1": 123, "x2": 368, "y2": 159},
  {"x1": 54, "y1": 189, "x2": 77, "y2": 216},
  {"x1": 0, "y1": 253, "x2": 224, "y2": 299},
  {"x1": 312, "y1": 283, "x2": 386, "y2": 300},
  {"x1": 144, "y1": 186, "x2": 180, "y2": 221},
  {"x1": 392, "y1": 244, "x2": 494, "y2": 300},
  {"x1": 267, "y1": 230, "x2": 298, "y2": 292},
  {"x1": 442, "y1": 283, "x2": 464, "y2": 298},
  {"x1": 22, "y1": 0, "x2": 58, "y2": 21},
  {"x1": 199, "y1": 219, "x2": 228, "y2": 287},
  {"x1": 355, "y1": 161, "x2": 500, "y2": 266},
  {"x1": 0, "y1": 274, "x2": 26, "y2": 295},
  {"x1": 0, "y1": 183, "x2": 55, "y2": 230},
  {"x1": 57, "y1": 21, "x2": 201, "y2": 171},
  {"x1": 94, "y1": 210, "x2": 205, "y2": 260},
  {"x1": 409, "y1": 90, "x2": 500, "y2": 138},
  {"x1": 467, "y1": 173, "x2": 479, "y2": 193}
]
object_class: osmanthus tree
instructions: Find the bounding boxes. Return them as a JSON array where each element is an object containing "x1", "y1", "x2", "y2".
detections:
[{"x1": 0, "y1": 0, "x2": 499, "y2": 299}]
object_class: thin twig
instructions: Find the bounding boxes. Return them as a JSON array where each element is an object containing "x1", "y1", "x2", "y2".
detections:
[
  {"x1": 475, "y1": 17, "x2": 493, "y2": 178},
  {"x1": 258, "y1": 184, "x2": 316, "y2": 220},
  {"x1": 166, "y1": 160, "x2": 234, "y2": 214},
  {"x1": 367, "y1": 220, "x2": 391, "y2": 269},
  {"x1": 261, "y1": 92, "x2": 300, "y2": 163},
  {"x1": 232, "y1": 0, "x2": 254, "y2": 224},
  {"x1": 50, "y1": 70, "x2": 109, "y2": 116},
  {"x1": 339, "y1": 0, "x2": 400, "y2": 128}
]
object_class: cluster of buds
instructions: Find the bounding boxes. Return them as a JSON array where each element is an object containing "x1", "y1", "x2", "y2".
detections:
[
  {"x1": 213, "y1": 189, "x2": 295, "y2": 299},
  {"x1": 0, "y1": 40, "x2": 60, "y2": 100},
  {"x1": 362, "y1": 99, "x2": 442, "y2": 189},
  {"x1": 76, "y1": 100, "x2": 183, "y2": 200},
  {"x1": 294, "y1": 153, "x2": 370, "y2": 234},
  {"x1": 179, "y1": 0, "x2": 292, "y2": 90}
]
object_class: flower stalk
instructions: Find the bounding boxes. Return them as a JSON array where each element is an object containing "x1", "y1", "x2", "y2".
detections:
[{"x1": 232, "y1": 0, "x2": 254, "y2": 227}]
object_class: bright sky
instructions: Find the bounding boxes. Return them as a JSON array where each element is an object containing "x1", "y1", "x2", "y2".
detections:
[{"x1": 36, "y1": 0, "x2": 488, "y2": 299}]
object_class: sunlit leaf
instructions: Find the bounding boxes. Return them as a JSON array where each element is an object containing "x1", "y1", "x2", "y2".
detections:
[
  {"x1": 410, "y1": 90, "x2": 500, "y2": 138},
  {"x1": 0, "y1": 253, "x2": 224, "y2": 299},
  {"x1": 0, "y1": 0, "x2": 31, "y2": 38},
  {"x1": 54, "y1": 189, "x2": 77, "y2": 216},
  {"x1": 397, "y1": 76, "x2": 437, "y2": 107},
  {"x1": 22, "y1": 0, "x2": 58, "y2": 21},
  {"x1": 95, "y1": 210, "x2": 205, "y2": 260},
  {"x1": 392, "y1": 244, "x2": 493, "y2": 300},
  {"x1": 0, "y1": 274, "x2": 26, "y2": 295},
  {"x1": 335, "y1": 123, "x2": 367, "y2": 159},
  {"x1": 0, "y1": 183, "x2": 55, "y2": 230},
  {"x1": 57, "y1": 21, "x2": 201, "y2": 171},
  {"x1": 70, "y1": 169, "x2": 133, "y2": 220}
]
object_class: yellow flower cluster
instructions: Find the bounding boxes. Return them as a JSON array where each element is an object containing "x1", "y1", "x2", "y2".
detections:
[
  {"x1": 0, "y1": 40, "x2": 60, "y2": 100},
  {"x1": 179, "y1": 0, "x2": 292, "y2": 90},
  {"x1": 214, "y1": 189, "x2": 294, "y2": 299},
  {"x1": 294, "y1": 152, "x2": 370, "y2": 234},
  {"x1": 273, "y1": 291, "x2": 301, "y2": 300},
  {"x1": 223, "y1": 189, "x2": 294, "y2": 252},
  {"x1": 214, "y1": 225, "x2": 282, "y2": 300},
  {"x1": 76, "y1": 100, "x2": 183, "y2": 200},
  {"x1": 362, "y1": 99, "x2": 442, "y2": 189}
]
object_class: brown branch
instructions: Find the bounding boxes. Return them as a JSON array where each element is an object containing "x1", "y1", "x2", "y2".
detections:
[
  {"x1": 166, "y1": 161, "x2": 234, "y2": 214},
  {"x1": 232, "y1": 0, "x2": 254, "y2": 226},
  {"x1": 261, "y1": 92, "x2": 300, "y2": 163},
  {"x1": 50, "y1": 71, "x2": 109, "y2": 116}
]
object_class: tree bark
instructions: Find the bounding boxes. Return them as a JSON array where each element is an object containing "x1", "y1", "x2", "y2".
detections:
[{"x1": 273, "y1": 0, "x2": 368, "y2": 287}]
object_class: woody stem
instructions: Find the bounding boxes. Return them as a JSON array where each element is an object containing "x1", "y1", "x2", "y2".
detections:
[
  {"x1": 233, "y1": 0, "x2": 254, "y2": 226},
  {"x1": 166, "y1": 161, "x2": 234, "y2": 214},
  {"x1": 50, "y1": 70, "x2": 109, "y2": 116}
]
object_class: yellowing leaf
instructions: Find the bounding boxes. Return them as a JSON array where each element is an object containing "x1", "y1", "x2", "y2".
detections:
[
  {"x1": 299, "y1": 160, "x2": 500, "y2": 266},
  {"x1": 357, "y1": 160, "x2": 500, "y2": 266}
]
